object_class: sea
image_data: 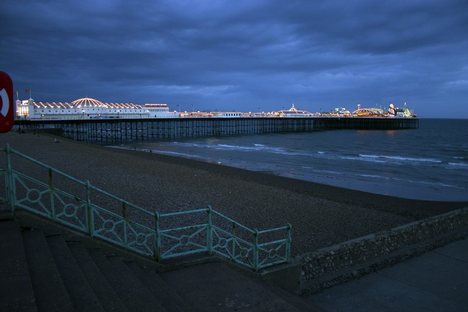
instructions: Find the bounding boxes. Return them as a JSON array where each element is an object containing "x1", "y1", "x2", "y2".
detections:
[{"x1": 123, "y1": 119, "x2": 468, "y2": 201}]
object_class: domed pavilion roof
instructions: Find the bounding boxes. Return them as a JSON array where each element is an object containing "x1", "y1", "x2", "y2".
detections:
[{"x1": 71, "y1": 97, "x2": 107, "y2": 108}]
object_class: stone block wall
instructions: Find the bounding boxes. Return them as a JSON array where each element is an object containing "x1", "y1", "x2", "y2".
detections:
[{"x1": 299, "y1": 207, "x2": 468, "y2": 294}]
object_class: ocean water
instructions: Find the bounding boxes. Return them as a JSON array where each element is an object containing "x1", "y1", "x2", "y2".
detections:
[{"x1": 124, "y1": 119, "x2": 468, "y2": 201}]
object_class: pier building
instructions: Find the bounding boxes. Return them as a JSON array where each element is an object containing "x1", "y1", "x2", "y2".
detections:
[
  {"x1": 14, "y1": 95, "x2": 418, "y2": 144},
  {"x1": 15, "y1": 97, "x2": 177, "y2": 120}
]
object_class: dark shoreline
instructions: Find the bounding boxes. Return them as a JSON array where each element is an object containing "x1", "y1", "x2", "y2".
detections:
[
  {"x1": 1, "y1": 131, "x2": 466, "y2": 255},
  {"x1": 113, "y1": 145, "x2": 468, "y2": 218}
]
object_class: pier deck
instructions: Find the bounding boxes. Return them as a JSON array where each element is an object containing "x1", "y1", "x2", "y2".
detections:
[{"x1": 16, "y1": 117, "x2": 419, "y2": 144}]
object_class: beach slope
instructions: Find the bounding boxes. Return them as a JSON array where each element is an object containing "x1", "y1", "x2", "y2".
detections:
[{"x1": 1, "y1": 131, "x2": 466, "y2": 255}]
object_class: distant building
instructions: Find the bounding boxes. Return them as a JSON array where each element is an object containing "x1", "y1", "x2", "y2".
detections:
[
  {"x1": 16, "y1": 97, "x2": 178, "y2": 120},
  {"x1": 272, "y1": 104, "x2": 316, "y2": 117}
]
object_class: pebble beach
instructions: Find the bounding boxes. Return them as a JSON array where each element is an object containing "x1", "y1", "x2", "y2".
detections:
[{"x1": 1, "y1": 131, "x2": 466, "y2": 256}]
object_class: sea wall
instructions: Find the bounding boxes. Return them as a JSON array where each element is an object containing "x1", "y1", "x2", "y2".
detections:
[
  {"x1": 298, "y1": 207, "x2": 468, "y2": 295},
  {"x1": 15, "y1": 117, "x2": 418, "y2": 144}
]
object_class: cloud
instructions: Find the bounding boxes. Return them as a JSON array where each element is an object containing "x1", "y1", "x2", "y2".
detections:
[{"x1": 1, "y1": 0, "x2": 467, "y2": 117}]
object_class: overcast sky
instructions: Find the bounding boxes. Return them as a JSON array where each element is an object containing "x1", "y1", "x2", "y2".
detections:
[{"x1": 1, "y1": 0, "x2": 467, "y2": 117}]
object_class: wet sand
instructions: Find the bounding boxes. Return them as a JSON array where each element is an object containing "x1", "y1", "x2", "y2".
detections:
[{"x1": 1, "y1": 131, "x2": 466, "y2": 255}]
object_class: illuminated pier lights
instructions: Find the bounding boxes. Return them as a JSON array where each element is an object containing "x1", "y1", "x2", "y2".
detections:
[{"x1": 15, "y1": 97, "x2": 178, "y2": 120}]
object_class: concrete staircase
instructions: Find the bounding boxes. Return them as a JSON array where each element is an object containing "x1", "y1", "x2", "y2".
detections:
[{"x1": 0, "y1": 218, "x2": 321, "y2": 312}]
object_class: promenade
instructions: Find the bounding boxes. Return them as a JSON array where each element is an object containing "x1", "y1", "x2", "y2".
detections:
[
  {"x1": 310, "y1": 237, "x2": 468, "y2": 311},
  {"x1": 1, "y1": 130, "x2": 466, "y2": 256}
]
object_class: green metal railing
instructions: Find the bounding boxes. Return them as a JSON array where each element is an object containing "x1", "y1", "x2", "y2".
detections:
[{"x1": 0, "y1": 145, "x2": 291, "y2": 270}]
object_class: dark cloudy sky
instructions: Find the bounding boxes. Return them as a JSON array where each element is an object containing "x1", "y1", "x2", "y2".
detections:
[{"x1": 2, "y1": 0, "x2": 468, "y2": 117}]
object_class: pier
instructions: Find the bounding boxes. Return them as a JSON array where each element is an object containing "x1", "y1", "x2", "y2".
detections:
[{"x1": 16, "y1": 117, "x2": 419, "y2": 144}]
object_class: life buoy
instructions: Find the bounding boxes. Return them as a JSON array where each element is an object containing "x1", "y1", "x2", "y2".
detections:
[
  {"x1": 0, "y1": 71, "x2": 14, "y2": 133},
  {"x1": 0, "y1": 88, "x2": 10, "y2": 117}
]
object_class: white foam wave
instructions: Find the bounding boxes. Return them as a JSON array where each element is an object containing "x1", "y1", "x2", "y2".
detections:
[
  {"x1": 150, "y1": 150, "x2": 203, "y2": 159},
  {"x1": 448, "y1": 162, "x2": 468, "y2": 168},
  {"x1": 107, "y1": 145, "x2": 127, "y2": 150},
  {"x1": 177, "y1": 142, "x2": 321, "y2": 157},
  {"x1": 171, "y1": 142, "x2": 210, "y2": 148},
  {"x1": 169, "y1": 141, "x2": 330, "y2": 158},
  {"x1": 359, "y1": 154, "x2": 442, "y2": 164},
  {"x1": 359, "y1": 174, "x2": 390, "y2": 180},
  {"x1": 311, "y1": 169, "x2": 344, "y2": 175},
  {"x1": 340, "y1": 156, "x2": 386, "y2": 163},
  {"x1": 215, "y1": 143, "x2": 287, "y2": 154},
  {"x1": 352, "y1": 173, "x2": 464, "y2": 190}
]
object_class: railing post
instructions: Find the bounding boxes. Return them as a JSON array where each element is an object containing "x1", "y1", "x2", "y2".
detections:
[
  {"x1": 85, "y1": 180, "x2": 94, "y2": 237},
  {"x1": 0, "y1": 143, "x2": 292, "y2": 270},
  {"x1": 48, "y1": 168, "x2": 55, "y2": 219},
  {"x1": 154, "y1": 212, "x2": 161, "y2": 261},
  {"x1": 231, "y1": 222, "x2": 236, "y2": 261},
  {"x1": 253, "y1": 229, "x2": 259, "y2": 271},
  {"x1": 5, "y1": 144, "x2": 15, "y2": 212},
  {"x1": 122, "y1": 201, "x2": 128, "y2": 246},
  {"x1": 207, "y1": 205, "x2": 213, "y2": 255},
  {"x1": 286, "y1": 223, "x2": 292, "y2": 261}
]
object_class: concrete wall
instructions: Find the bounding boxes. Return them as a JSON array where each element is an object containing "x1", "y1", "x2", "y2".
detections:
[{"x1": 298, "y1": 207, "x2": 468, "y2": 295}]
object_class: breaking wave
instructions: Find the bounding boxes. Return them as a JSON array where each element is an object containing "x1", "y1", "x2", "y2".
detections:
[
  {"x1": 447, "y1": 162, "x2": 468, "y2": 169},
  {"x1": 358, "y1": 154, "x2": 442, "y2": 164}
]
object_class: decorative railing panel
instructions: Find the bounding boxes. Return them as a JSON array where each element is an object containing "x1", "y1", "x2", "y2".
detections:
[
  {"x1": 158, "y1": 208, "x2": 210, "y2": 259},
  {"x1": 0, "y1": 170, "x2": 7, "y2": 204},
  {"x1": 52, "y1": 188, "x2": 88, "y2": 232},
  {"x1": 125, "y1": 221, "x2": 155, "y2": 256},
  {"x1": 258, "y1": 239, "x2": 289, "y2": 268},
  {"x1": 93, "y1": 206, "x2": 127, "y2": 246},
  {"x1": 1, "y1": 145, "x2": 291, "y2": 270},
  {"x1": 13, "y1": 172, "x2": 52, "y2": 218},
  {"x1": 212, "y1": 226, "x2": 255, "y2": 268},
  {"x1": 159, "y1": 224, "x2": 208, "y2": 259}
]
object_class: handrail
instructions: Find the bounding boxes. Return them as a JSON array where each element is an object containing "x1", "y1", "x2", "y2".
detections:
[
  {"x1": 1, "y1": 144, "x2": 292, "y2": 270},
  {"x1": 159, "y1": 223, "x2": 207, "y2": 234},
  {"x1": 6, "y1": 145, "x2": 155, "y2": 217},
  {"x1": 211, "y1": 209, "x2": 256, "y2": 234},
  {"x1": 88, "y1": 183, "x2": 153, "y2": 217},
  {"x1": 257, "y1": 224, "x2": 290, "y2": 235},
  {"x1": 7, "y1": 146, "x2": 87, "y2": 186},
  {"x1": 159, "y1": 207, "x2": 208, "y2": 218}
]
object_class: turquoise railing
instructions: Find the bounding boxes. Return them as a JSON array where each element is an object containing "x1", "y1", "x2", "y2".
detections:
[{"x1": 0, "y1": 145, "x2": 291, "y2": 270}]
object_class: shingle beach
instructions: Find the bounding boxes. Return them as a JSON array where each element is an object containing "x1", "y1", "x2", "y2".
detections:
[{"x1": 1, "y1": 131, "x2": 466, "y2": 255}]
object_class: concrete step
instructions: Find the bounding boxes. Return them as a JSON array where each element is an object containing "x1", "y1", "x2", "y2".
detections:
[
  {"x1": 22, "y1": 228, "x2": 74, "y2": 312},
  {"x1": 0, "y1": 220, "x2": 37, "y2": 312},
  {"x1": 162, "y1": 262, "x2": 304, "y2": 312},
  {"x1": 68, "y1": 241, "x2": 129, "y2": 312},
  {"x1": 258, "y1": 279, "x2": 324, "y2": 312},
  {"x1": 88, "y1": 249, "x2": 167, "y2": 312},
  {"x1": 127, "y1": 261, "x2": 192, "y2": 312},
  {"x1": 0, "y1": 216, "x2": 316, "y2": 312},
  {"x1": 47, "y1": 235, "x2": 105, "y2": 312}
]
